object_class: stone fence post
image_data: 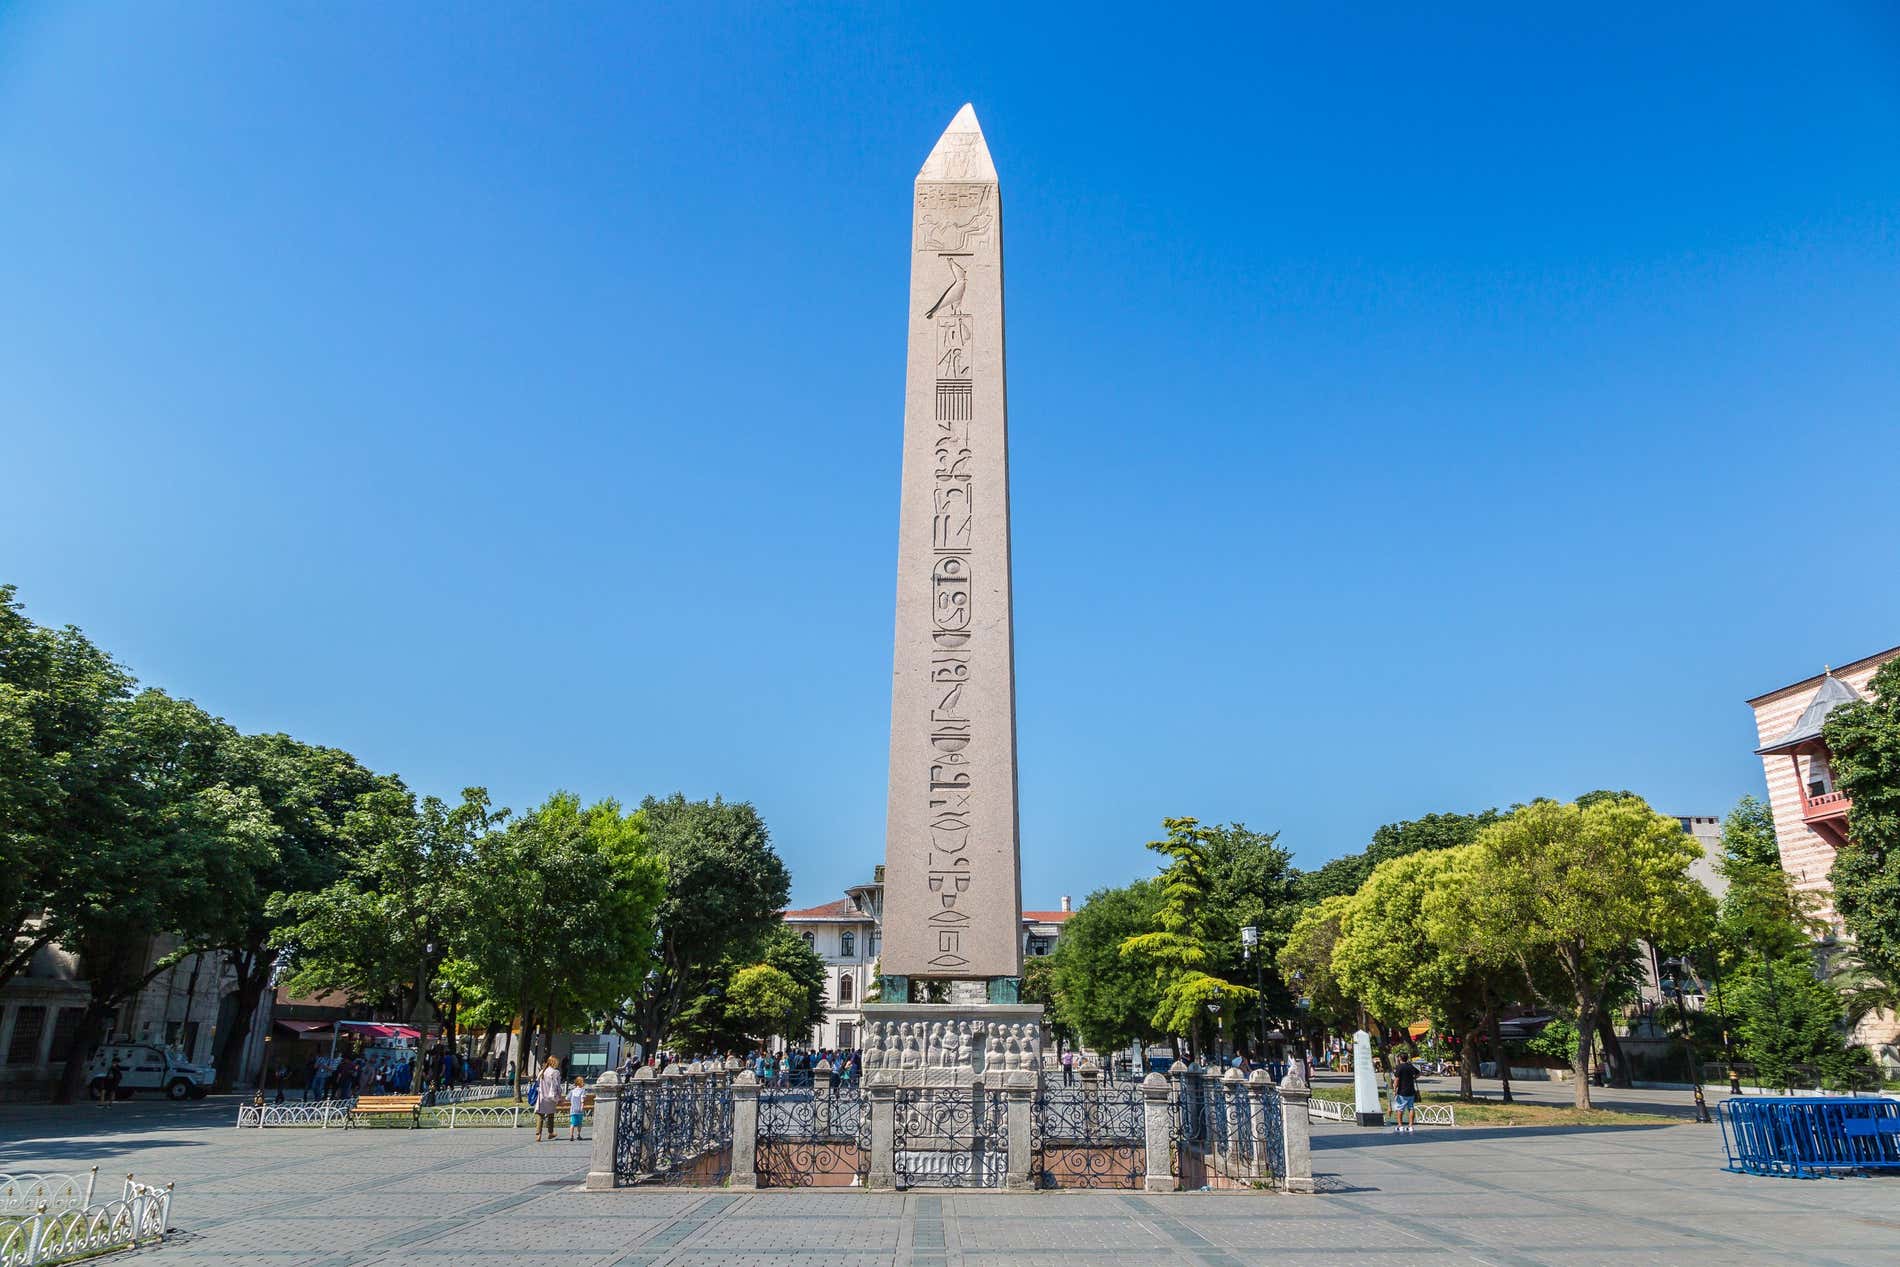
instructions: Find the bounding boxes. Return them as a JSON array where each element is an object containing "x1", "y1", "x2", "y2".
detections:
[
  {"x1": 1005, "y1": 1072, "x2": 1035, "y2": 1190},
  {"x1": 730, "y1": 1071, "x2": 760, "y2": 1189},
  {"x1": 867, "y1": 1082, "x2": 897, "y2": 1189},
  {"x1": 1277, "y1": 1064, "x2": 1314, "y2": 1193},
  {"x1": 1141, "y1": 1071, "x2": 1176, "y2": 1192},
  {"x1": 584, "y1": 1070, "x2": 621, "y2": 1190},
  {"x1": 813, "y1": 1059, "x2": 834, "y2": 1134}
]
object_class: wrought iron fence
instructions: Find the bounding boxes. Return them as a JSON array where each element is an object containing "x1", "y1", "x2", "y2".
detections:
[
  {"x1": 756, "y1": 1085, "x2": 870, "y2": 1187},
  {"x1": 1032, "y1": 1084, "x2": 1144, "y2": 1189},
  {"x1": 893, "y1": 1086, "x2": 1007, "y2": 1188},
  {"x1": 613, "y1": 1072, "x2": 733, "y2": 1186},
  {"x1": 1171, "y1": 1074, "x2": 1276, "y2": 1187}
]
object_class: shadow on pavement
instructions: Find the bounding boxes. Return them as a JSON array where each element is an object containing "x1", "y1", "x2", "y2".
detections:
[{"x1": 0, "y1": 1137, "x2": 211, "y2": 1165}]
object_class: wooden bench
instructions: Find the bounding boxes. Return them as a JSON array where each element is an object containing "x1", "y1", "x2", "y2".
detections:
[{"x1": 348, "y1": 1094, "x2": 424, "y2": 1128}]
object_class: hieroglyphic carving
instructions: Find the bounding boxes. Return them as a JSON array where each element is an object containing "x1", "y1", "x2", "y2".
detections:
[{"x1": 919, "y1": 210, "x2": 981, "y2": 977}]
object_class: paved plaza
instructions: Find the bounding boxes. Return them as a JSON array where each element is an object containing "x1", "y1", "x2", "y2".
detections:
[{"x1": 3, "y1": 1095, "x2": 1896, "y2": 1266}]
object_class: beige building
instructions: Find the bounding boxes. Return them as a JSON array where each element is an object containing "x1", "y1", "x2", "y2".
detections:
[
  {"x1": 780, "y1": 873, "x2": 1074, "y2": 1051},
  {"x1": 1747, "y1": 644, "x2": 1900, "y2": 1062}
]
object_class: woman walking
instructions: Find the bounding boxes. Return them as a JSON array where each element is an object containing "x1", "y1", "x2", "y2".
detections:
[{"x1": 534, "y1": 1056, "x2": 562, "y2": 1142}]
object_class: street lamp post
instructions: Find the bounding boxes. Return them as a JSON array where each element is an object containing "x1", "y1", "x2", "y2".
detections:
[
  {"x1": 1240, "y1": 925, "x2": 1265, "y2": 1064},
  {"x1": 1205, "y1": 990, "x2": 1224, "y2": 1067},
  {"x1": 1660, "y1": 957, "x2": 1712, "y2": 1124}
]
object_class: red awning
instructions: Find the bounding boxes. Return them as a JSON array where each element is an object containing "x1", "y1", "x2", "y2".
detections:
[
  {"x1": 274, "y1": 1019, "x2": 332, "y2": 1036},
  {"x1": 334, "y1": 1021, "x2": 421, "y2": 1039}
]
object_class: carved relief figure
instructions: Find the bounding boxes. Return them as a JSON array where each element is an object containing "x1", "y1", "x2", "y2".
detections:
[{"x1": 924, "y1": 258, "x2": 967, "y2": 320}]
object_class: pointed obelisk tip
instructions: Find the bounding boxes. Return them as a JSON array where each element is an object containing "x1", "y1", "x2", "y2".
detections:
[{"x1": 918, "y1": 103, "x2": 996, "y2": 183}]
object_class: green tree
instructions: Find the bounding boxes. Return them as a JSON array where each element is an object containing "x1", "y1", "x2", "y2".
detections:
[
  {"x1": 1197, "y1": 822, "x2": 1300, "y2": 1053},
  {"x1": 274, "y1": 786, "x2": 505, "y2": 1021},
  {"x1": 623, "y1": 794, "x2": 789, "y2": 1053},
  {"x1": 454, "y1": 793, "x2": 662, "y2": 1093},
  {"x1": 1120, "y1": 818, "x2": 1257, "y2": 1054},
  {"x1": 53, "y1": 690, "x2": 276, "y2": 1101},
  {"x1": 189, "y1": 733, "x2": 388, "y2": 1088},
  {"x1": 1293, "y1": 808, "x2": 1502, "y2": 904},
  {"x1": 1823, "y1": 659, "x2": 1900, "y2": 986},
  {"x1": 724, "y1": 964, "x2": 804, "y2": 1047},
  {"x1": 1049, "y1": 883, "x2": 1164, "y2": 1054},
  {"x1": 0, "y1": 586, "x2": 136, "y2": 991},
  {"x1": 1335, "y1": 846, "x2": 1517, "y2": 1100},
  {"x1": 1278, "y1": 895, "x2": 1356, "y2": 1036},
  {"x1": 1019, "y1": 955, "x2": 1075, "y2": 1055},
  {"x1": 674, "y1": 926, "x2": 827, "y2": 1055},
  {"x1": 1731, "y1": 948, "x2": 1862, "y2": 1089},
  {"x1": 1463, "y1": 796, "x2": 1714, "y2": 1108}
]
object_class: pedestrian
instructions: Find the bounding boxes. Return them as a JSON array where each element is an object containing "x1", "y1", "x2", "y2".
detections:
[
  {"x1": 101, "y1": 1055, "x2": 124, "y2": 1107},
  {"x1": 534, "y1": 1057, "x2": 562, "y2": 1142},
  {"x1": 1061, "y1": 1049, "x2": 1075, "y2": 1087},
  {"x1": 568, "y1": 1076, "x2": 587, "y2": 1141},
  {"x1": 1390, "y1": 1047, "x2": 1422, "y2": 1135}
]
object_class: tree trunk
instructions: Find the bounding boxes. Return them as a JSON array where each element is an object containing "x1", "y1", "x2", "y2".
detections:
[
  {"x1": 1457, "y1": 1023, "x2": 1479, "y2": 1101},
  {"x1": 213, "y1": 953, "x2": 272, "y2": 1091},
  {"x1": 53, "y1": 996, "x2": 116, "y2": 1104},
  {"x1": 1595, "y1": 1004, "x2": 1632, "y2": 1089},
  {"x1": 1572, "y1": 994, "x2": 1596, "y2": 1110},
  {"x1": 1486, "y1": 1007, "x2": 1512, "y2": 1104}
]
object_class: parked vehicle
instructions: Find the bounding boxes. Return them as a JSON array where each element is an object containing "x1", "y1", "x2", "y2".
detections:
[{"x1": 87, "y1": 1043, "x2": 216, "y2": 1101}]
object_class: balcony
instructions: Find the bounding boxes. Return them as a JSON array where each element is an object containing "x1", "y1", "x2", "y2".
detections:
[{"x1": 1801, "y1": 789, "x2": 1852, "y2": 847}]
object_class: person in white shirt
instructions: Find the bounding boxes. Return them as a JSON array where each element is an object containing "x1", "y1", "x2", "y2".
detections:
[{"x1": 568, "y1": 1076, "x2": 587, "y2": 1141}]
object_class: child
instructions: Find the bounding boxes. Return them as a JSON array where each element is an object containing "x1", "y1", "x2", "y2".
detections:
[{"x1": 567, "y1": 1076, "x2": 587, "y2": 1141}]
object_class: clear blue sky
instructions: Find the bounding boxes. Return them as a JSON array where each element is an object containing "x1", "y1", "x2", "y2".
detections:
[{"x1": 4, "y1": 4, "x2": 1898, "y2": 909}]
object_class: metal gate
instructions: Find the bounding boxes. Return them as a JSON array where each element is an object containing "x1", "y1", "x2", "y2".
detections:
[
  {"x1": 893, "y1": 1086, "x2": 1007, "y2": 1188},
  {"x1": 1170, "y1": 1074, "x2": 1257, "y2": 1188},
  {"x1": 614, "y1": 1073, "x2": 734, "y2": 1186},
  {"x1": 756, "y1": 1084, "x2": 871, "y2": 1187},
  {"x1": 1033, "y1": 1083, "x2": 1144, "y2": 1189}
]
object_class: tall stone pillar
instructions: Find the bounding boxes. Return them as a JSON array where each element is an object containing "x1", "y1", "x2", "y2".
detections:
[
  {"x1": 1141, "y1": 1072, "x2": 1177, "y2": 1193},
  {"x1": 812, "y1": 1059, "x2": 834, "y2": 1135},
  {"x1": 730, "y1": 1071, "x2": 760, "y2": 1190},
  {"x1": 584, "y1": 1071, "x2": 621, "y2": 1191},
  {"x1": 882, "y1": 103, "x2": 1022, "y2": 993}
]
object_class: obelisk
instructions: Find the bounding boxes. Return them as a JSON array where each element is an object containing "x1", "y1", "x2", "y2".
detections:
[{"x1": 881, "y1": 104, "x2": 1022, "y2": 994}]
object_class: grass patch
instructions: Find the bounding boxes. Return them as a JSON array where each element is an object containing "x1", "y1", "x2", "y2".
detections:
[{"x1": 1309, "y1": 1085, "x2": 1673, "y2": 1128}]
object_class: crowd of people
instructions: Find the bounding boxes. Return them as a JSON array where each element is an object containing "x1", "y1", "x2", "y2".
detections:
[{"x1": 277, "y1": 1044, "x2": 493, "y2": 1102}]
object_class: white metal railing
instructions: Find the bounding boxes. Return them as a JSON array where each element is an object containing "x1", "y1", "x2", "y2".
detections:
[
  {"x1": 425, "y1": 1081, "x2": 509, "y2": 1106},
  {"x1": 1305, "y1": 1097, "x2": 1454, "y2": 1126},
  {"x1": 0, "y1": 1173, "x2": 95, "y2": 1218},
  {"x1": 0, "y1": 1174, "x2": 171, "y2": 1266},
  {"x1": 236, "y1": 1101, "x2": 352, "y2": 1128}
]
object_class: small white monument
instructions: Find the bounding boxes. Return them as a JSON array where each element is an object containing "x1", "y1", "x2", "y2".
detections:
[{"x1": 1352, "y1": 1029, "x2": 1383, "y2": 1126}]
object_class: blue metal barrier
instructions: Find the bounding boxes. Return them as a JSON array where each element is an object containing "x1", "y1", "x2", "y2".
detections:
[{"x1": 1719, "y1": 1096, "x2": 1900, "y2": 1178}]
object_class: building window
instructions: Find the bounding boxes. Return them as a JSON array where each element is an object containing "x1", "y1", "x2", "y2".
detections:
[
  {"x1": 839, "y1": 974, "x2": 854, "y2": 1004},
  {"x1": 1027, "y1": 936, "x2": 1052, "y2": 957},
  {"x1": 838, "y1": 1022, "x2": 856, "y2": 1049},
  {"x1": 841, "y1": 931, "x2": 855, "y2": 958},
  {"x1": 6, "y1": 1006, "x2": 46, "y2": 1065},
  {"x1": 868, "y1": 931, "x2": 879, "y2": 958},
  {"x1": 801, "y1": 931, "x2": 815, "y2": 951}
]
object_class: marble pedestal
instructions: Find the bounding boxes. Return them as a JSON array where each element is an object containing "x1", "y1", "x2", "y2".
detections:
[{"x1": 861, "y1": 1003, "x2": 1042, "y2": 1190}]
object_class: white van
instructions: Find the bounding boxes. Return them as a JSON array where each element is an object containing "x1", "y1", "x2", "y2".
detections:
[{"x1": 87, "y1": 1043, "x2": 216, "y2": 1100}]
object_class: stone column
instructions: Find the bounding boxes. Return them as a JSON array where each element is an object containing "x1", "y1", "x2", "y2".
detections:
[
  {"x1": 1078, "y1": 1058, "x2": 1100, "y2": 1133},
  {"x1": 1004, "y1": 1072, "x2": 1035, "y2": 1190},
  {"x1": 730, "y1": 1071, "x2": 760, "y2": 1189},
  {"x1": 1277, "y1": 1064, "x2": 1315, "y2": 1193},
  {"x1": 813, "y1": 1059, "x2": 834, "y2": 1135},
  {"x1": 867, "y1": 1082, "x2": 897, "y2": 1190},
  {"x1": 1141, "y1": 1072, "x2": 1177, "y2": 1192},
  {"x1": 584, "y1": 1070, "x2": 622, "y2": 1191}
]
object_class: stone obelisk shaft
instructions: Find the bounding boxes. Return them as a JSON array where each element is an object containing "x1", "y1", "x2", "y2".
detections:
[{"x1": 882, "y1": 105, "x2": 1020, "y2": 984}]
